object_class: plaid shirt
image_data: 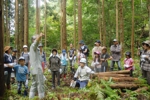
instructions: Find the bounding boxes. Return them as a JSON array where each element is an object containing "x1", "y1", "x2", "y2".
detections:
[{"x1": 141, "y1": 50, "x2": 150, "y2": 71}]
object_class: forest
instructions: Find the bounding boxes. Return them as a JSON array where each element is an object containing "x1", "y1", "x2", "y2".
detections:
[{"x1": 0, "y1": 0, "x2": 150, "y2": 100}]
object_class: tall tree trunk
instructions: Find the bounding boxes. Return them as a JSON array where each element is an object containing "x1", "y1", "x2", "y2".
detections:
[
  {"x1": 36, "y1": 0, "x2": 40, "y2": 34},
  {"x1": 5, "y1": 0, "x2": 10, "y2": 45},
  {"x1": 148, "y1": 0, "x2": 150, "y2": 40},
  {"x1": 2, "y1": 0, "x2": 4, "y2": 46},
  {"x1": 24, "y1": 0, "x2": 28, "y2": 45},
  {"x1": 60, "y1": 0, "x2": 67, "y2": 50},
  {"x1": 74, "y1": 0, "x2": 76, "y2": 49},
  {"x1": 101, "y1": 0, "x2": 106, "y2": 46},
  {"x1": 0, "y1": 0, "x2": 5, "y2": 97},
  {"x1": 44, "y1": 0, "x2": 47, "y2": 57},
  {"x1": 116, "y1": 0, "x2": 118, "y2": 40},
  {"x1": 131, "y1": 0, "x2": 134, "y2": 58},
  {"x1": 78, "y1": 0, "x2": 82, "y2": 47},
  {"x1": 98, "y1": 0, "x2": 102, "y2": 42},
  {"x1": 15, "y1": 0, "x2": 19, "y2": 57},
  {"x1": 119, "y1": 0, "x2": 124, "y2": 57}
]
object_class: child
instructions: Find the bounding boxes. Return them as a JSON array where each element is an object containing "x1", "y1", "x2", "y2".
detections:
[
  {"x1": 91, "y1": 51, "x2": 101, "y2": 72},
  {"x1": 101, "y1": 47, "x2": 110, "y2": 72},
  {"x1": 124, "y1": 52, "x2": 134, "y2": 76},
  {"x1": 60, "y1": 49, "x2": 68, "y2": 80},
  {"x1": 13, "y1": 57, "x2": 28, "y2": 96},
  {"x1": 49, "y1": 48, "x2": 61, "y2": 89}
]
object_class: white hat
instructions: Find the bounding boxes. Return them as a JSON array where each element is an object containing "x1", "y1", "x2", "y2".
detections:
[
  {"x1": 113, "y1": 39, "x2": 117, "y2": 42},
  {"x1": 19, "y1": 56, "x2": 25, "y2": 61},
  {"x1": 23, "y1": 45, "x2": 28, "y2": 48},
  {"x1": 80, "y1": 58, "x2": 86, "y2": 63}
]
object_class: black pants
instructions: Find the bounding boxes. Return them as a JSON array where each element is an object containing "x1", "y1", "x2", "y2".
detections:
[
  {"x1": 142, "y1": 70, "x2": 150, "y2": 85},
  {"x1": 4, "y1": 71, "x2": 11, "y2": 86},
  {"x1": 52, "y1": 71, "x2": 60, "y2": 87},
  {"x1": 17, "y1": 81, "x2": 28, "y2": 96}
]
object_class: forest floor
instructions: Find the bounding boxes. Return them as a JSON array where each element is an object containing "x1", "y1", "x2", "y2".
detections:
[{"x1": 3, "y1": 59, "x2": 150, "y2": 100}]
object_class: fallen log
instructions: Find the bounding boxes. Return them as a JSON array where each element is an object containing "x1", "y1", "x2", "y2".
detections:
[
  {"x1": 110, "y1": 83, "x2": 140, "y2": 89},
  {"x1": 96, "y1": 73, "x2": 130, "y2": 77},
  {"x1": 95, "y1": 70, "x2": 130, "y2": 74},
  {"x1": 134, "y1": 87, "x2": 149, "y2": 93},
  {"x1": 99, "y1": 77, "x2": 138, "y2": 82}
]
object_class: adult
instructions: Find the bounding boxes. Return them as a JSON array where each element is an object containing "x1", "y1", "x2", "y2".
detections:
[
  {"x1": 4, "y1": 46, "x2": 14, "y2": 89},
  {"x1": 110, "y1": 39, "x2": 122, "y2": 71},
  {"x1": 92, "y1": 40, "x2": 102, "y2": 59},
  {"x1": 29, "y1": 33, "x2": 45, "y2": 99},
  {"x1": 68, "y1": 44, "x2": 76, "y2": 74},
  {"x1": 79, "y1": 40, "x2": 89, "y2": 65},
  {"x1": 72, "y1": 58, "x2": 92, "y2": 88},
  {"x1": 141, "y1": 40, "x2": 150, "y2": 85},
  {"x1": 49, "y1": 49, "x2": 61, "y2": 89},
  {"x1": 38, "y1": 43, "x2": 46, "y2": 72}
]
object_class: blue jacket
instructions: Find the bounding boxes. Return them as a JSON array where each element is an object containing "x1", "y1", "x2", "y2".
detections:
[{"x1": 4, "y1": 53, "x2": 13, "y2": 72}]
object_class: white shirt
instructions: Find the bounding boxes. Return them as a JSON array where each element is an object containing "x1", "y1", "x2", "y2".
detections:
[{"x1": 74, "y1": 66, "x2": 92, "y2": 81}]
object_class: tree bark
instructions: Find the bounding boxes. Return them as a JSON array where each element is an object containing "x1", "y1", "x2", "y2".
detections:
[
  {"x1": 98, "y1": 0, "x2": 102, "y2": 42},
  {"x1": 44, "y1": 0, "x2": 47, "y2": 57},
  {"x1": 101, "y1": 0, "x2": 106, "y2": 46},
  {"x1": 60, "y1": 0, "x2": 67, "y2": 50},
  {"x1": 36, "y1": 0, "x2": 40, "y2": 34},
  {"x1": 131, "y1": 0, "x2": 134, "y2": 58},
  {"x1": 148, "y1": 0, "x2": 150, "y2": 40},
  {"x1": 78, "y1": 0, "x2": 82, "y2": 47},
  {"x1": 110, "y1": 83, "x2": 140, "y2": 89},
  {"x1": 5, "y1": 0, "x2": 10, "y2": 45},
  {"x1": 0, "y1": 0, "x2": 5, "y2": 97},
  {"x1": 24, "y1": 0, "x2": 28, "y2": 45},
  {"x1": 95, "y1": 70, "x2": 131, "y2": 74},
  {"x1": 15, "y1": 0, "x2": 19, "y2": 57},
  {"x1": 119, "y1": 0, "x2": 124, "y2": 57},
  {"x1": 98, "y1": 77, "x2": 138, "y2": 82},
  {"x1": 96, "y1": 73, "x2": 130, "y2": 77},
  {"x1": 116, "y1": 0, "x2": 119, "y2": 40},
  {"x1": 74, "y1": 0, "x2": 76, "y2": 49}
]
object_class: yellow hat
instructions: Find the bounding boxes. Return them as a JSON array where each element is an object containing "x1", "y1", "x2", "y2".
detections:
[{"x1": 4, "y1": 46, "x2": 12, "y2": 52}]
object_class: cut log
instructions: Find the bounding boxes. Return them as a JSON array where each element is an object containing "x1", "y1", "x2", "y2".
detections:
[
  {"x1": 95, "y1": 70, "x2": 130, "y2": 74},
  {"x1": 99, "y1": 77, "x2": 138, "y2": 82},
  {"x1": 134, "y1": 87, "x2": 149, "y2": 93},
  {"x1": 96, "y1": 73, "x2": 130, "y2": 77},
  {"x1": 110, "y1": 83, "x2": 140, "y2": 89}
]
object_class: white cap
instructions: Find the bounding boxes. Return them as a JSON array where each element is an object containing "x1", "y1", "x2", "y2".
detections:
[
  {"x1": 23, "y1": 45, "x2": 28, "y2": 48},
  {"x1": 19, "y1": 56, "x2": 25, "y2": 61},
  {"x1": 80, "y1": 58, "x2": 86, "y2": 63},
  {"x1": 113, "y1": 39, "x2": 117, "y2": 42}
]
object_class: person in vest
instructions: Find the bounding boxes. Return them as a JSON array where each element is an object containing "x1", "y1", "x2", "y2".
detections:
[
  {"x1": 92, "y1": 40, "x2": 103, "y2": 59},
  {"x1": 22, "y1": 45, "x2": 30, "y2": 71},
  {"x1": 60, "y1": 49, "x2": 68, "y2": 80},
  {"x1": 4, "y1": 46, "x2": 15, "y2": 89},
  {"x1": 29, "y1": 33, "x2": 45, "y2": 99},
  {"x1": 68, "y1": 44, "x2": 76, "y2": 74},
  {"x1": 101, "y1": 47, "x2": 110, "y2": 72},
  {"x1": 49, "y1": 49, "x2": 61, "y2": 89},
  {"x1": 79, "y1": 40, "x2": 89, "y2": 65},
  {"x1": 38, "y1": 43, "x2": 46, "y2": 72},
  {"x1": 141, "y1": 40, "x2": 150, "y2": 85},
  {"x1": 110, "y1": 39, "x2": 122, "y2": 71},
  {"x1": 72, "y1": 58, "x2": 92, "y2": 88}
]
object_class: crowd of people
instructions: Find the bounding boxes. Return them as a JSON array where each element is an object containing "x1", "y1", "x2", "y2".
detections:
[{"x1": 3, "y1": 33, "x2": 150, "y2": 99}]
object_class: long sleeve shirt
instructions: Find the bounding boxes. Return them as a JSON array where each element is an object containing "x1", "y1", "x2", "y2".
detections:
[
  {"x1": 30, "y1": 40, "x2": 43, "y2": 75},
  {"x1": 92, "y1": 46, "x2": 102, "y2": 59},
  {"x1": 110, "y1": 44, "x2": 121, "y2": 61},
  {"x1": 141, "y1": 50, "x2": 150, "y2": 71},
  {"x1": 74, "y1": 66, "x2": 91, "y2": 81}
]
